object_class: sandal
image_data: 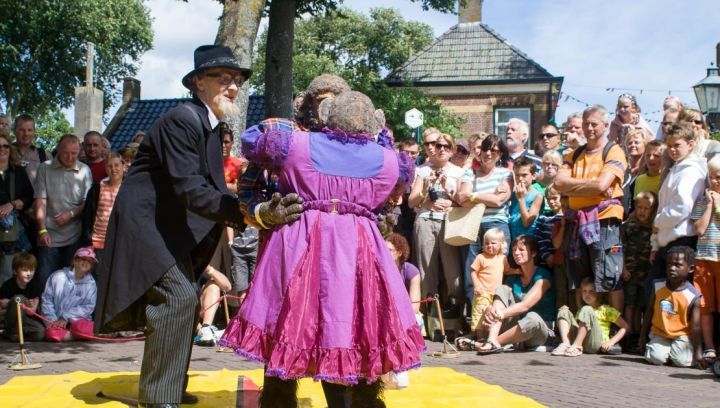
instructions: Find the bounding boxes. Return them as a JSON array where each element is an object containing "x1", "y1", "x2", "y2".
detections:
[
  {"x1": 564, "y1": 345, "x2": 583, "y2": 357},
  {"x1": 476, "y1": 340, "x2": 504, "y2": 355},
  {"x1": 703, "y1": 348, "x2": 717, "y2": 361},
  {"x1": 455, "y1": 337, "x2": 478, "y2": 351},
  {"x1": 551, "y1": 343, "x2": 571, "y2": 356}
]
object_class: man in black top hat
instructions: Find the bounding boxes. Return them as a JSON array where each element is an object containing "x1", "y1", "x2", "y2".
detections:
[{"x1": 94, "y1": 45, "x2": 302, "y2": 408}]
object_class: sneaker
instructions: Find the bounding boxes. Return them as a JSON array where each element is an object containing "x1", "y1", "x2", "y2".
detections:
[
  {"x1": 606, "y1": 344, "x2": 622, "y2": 355},
  {"x1": 532, "y1": 345, "x2": 552, "y2": 353},
  {"x1": 196, "y1": 325, "x2": 216, "y2": 347}
]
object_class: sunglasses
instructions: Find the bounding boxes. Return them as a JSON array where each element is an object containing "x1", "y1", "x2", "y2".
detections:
[
  {"x1": 0, "y1": 144, "x2": 10, "y2": 150},
  {"x1": 481, "y1": 147, "x2": 501, "y2": 153},
  {"x1": 204, "y1": 72, "x2": 245, "y2": 87},
  {"x1": 692, "y1": 119, "x2": 704, "y2": 125},
  {"x1": 435, "y1": 143, "x2": 452, "y2": 151},
  {"x1": 540, "y1": 133, "x2": 558, "y2": 139},
  {"x1": 661, "y1": 121, "x2": 675, "y2": 126}
]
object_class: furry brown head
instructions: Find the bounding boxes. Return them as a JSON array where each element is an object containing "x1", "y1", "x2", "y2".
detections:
[
  {"x1": 321, "y1": 91, "x2": 378, "y2": 136},
  {"x1": 296, "y1": 74, "x2": 350, "y2": 130}
]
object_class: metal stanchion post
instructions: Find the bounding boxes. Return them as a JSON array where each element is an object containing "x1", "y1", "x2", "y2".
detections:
[{"x1": 7, "y1": 297, "x2": 42, "y2": 370}]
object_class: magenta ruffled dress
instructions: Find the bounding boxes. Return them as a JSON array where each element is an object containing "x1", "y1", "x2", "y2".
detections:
[{"x1": 220, "y1": 128, "x2": 425, "y2": 384}]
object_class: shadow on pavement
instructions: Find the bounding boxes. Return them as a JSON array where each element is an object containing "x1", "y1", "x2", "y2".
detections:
[
  {"x1": 668, "y1": 372, "x2": 719, "y2": 382},
  {"x1": 599, "y1": 355, "x2": 646, "y2": 364},
  {"x1": 70, "y1": 373, "x2": 256, "y2": 407},
  {"x1": 526, "y1": 359, "x2": 553, "y2": 366}
]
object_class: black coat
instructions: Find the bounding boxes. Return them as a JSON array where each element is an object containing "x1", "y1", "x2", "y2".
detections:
[{"x1": 94, "y1": 98, "x2": 243, "y2": 332}]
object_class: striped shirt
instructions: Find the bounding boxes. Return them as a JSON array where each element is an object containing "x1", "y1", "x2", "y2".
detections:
[
  {"x1": 91, "y1": 180, "x2": 120, "y2": 249},
  {"x1": 534, "y1": 213, "x2": 562, "y2": 267},
  {"x1": 691, "y1": 197, "x2": 720, "y2": 261},
  {"x1": 461, "y1": 167, "x2": 512, "y2": 223},
  {"x1": 34, "y1": 159, "x2": 92, "y2": 246}
]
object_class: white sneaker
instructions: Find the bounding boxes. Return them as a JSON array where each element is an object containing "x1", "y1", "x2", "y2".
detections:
[{"x1": 196, "y1": 325, "x2": 216, "y2": 347}]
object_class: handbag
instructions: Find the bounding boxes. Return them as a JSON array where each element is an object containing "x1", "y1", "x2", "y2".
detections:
[
  {"x1": 0, "y1": 171, "x2": 19, "y2": 242},
  {"x1": 443, "y1": 203, "x2": 485, "y2": 246}
]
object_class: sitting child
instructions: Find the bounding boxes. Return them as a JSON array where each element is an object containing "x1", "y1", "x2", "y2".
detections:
[
  {"x1": 0, "y1": 253, "x2": 45, "y2": 342},
  {"x1": 621, "y1": 192, "x2": 656, "y2": 349},
  {"x1": 41, "y1": 247, "x2": 98, "y2": 342},
  {"x1": 552, "y1": 277, "x2": 628, "y2": 357},
  {"x1": 640, "y1": 246, "x2": 704, "y2": 368},
  {"x1": 469, "y1": 228, "x2": 511, "y2": 339}
]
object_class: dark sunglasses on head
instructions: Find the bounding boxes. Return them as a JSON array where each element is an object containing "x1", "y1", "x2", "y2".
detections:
[
  {"x1": 540, "y1": 133, "x2": 558, "y2": 139},
  {"x1": 0, "y1": 144, "x2": 10, "y2": 150}
]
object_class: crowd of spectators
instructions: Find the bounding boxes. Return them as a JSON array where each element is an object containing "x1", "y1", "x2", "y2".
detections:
[
  {"x1": 394, "y1": 94, "x2": 720, "y2": 369},
  {"x1": 1, "y1": 91, "x2": 718, "y2": 373},
  {"x1": 0, "y1": 114, "x2": 256, "y2": 346}
]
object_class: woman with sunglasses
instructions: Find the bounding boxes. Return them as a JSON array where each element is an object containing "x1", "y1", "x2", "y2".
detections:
[
  {"x1": 678, "y1": 108, "x2": 720, "y2": 160},
  {"x1": 457, "y1": 134, "x2": 513, "y2": 314},
  {"x1": 408, "y1": 132, "x2": 466, "y2": 313},
  {"x1": 0, "y1": 133, "x2": 34, "y2": 284}
]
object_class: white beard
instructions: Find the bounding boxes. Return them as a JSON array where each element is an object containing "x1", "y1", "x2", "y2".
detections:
[{"x1": 218, "y1": 98, "x2": 242, "y2": 121}]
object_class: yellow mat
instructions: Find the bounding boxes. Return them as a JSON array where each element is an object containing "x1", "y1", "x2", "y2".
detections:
[{"x1": 0, "y1": 367, "x2": 543, "y2": 407}]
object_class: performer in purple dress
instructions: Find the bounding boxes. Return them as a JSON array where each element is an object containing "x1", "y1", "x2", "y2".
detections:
[{"x1": 220, "y1": 91, "x2": 424, "y2": 406}]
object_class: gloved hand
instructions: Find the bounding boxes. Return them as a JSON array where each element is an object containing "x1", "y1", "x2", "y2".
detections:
[{"x1": 257, "y1": 192, "x2": 304, "y2": 228}]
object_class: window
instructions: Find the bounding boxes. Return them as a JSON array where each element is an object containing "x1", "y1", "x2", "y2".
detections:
[{"x1": 494, "y1": 107, "x2": 532, "y2": 148}]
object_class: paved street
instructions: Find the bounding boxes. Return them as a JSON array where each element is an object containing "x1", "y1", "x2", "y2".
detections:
[{"x1": 1, "y1": 339, "x2": 717, "y2": 407}]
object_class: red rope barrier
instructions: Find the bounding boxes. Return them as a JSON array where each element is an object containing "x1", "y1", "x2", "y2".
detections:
[
  {"x1": 20, "y1": 304, "x2": 145, "y2": 342},
  {"x1": 412, "y1": 297, "x2": 435, "y2": 304}
]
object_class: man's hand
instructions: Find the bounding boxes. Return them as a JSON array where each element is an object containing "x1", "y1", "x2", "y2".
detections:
[
  {"x1": 39, "y1": 232, "x2": 52, "y2": 248},
  {"x1": 53, "y1": 210, "x2": 72, "y2": 226},
  {"x1": 0, "y1": 202, "x2": 13, "y2": 219},
  {"x1": 257, "y1": 192, "x2": 304, "y2": 228},
  {"x1": 621, "y1": 268, "x2": 631, "y2": 282}
]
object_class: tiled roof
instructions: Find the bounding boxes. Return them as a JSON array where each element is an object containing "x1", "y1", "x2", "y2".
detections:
[
  {"x1": 107, "y1": 95, "x2": 265, "y2": 149},
  {"x1": 386, "y1": 22, "x2": 557, "y2": 85}
]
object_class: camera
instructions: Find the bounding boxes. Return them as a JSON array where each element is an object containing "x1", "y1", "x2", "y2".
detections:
[{"x1": 428, "y1": 188, "x2": 440, "y2": 201}]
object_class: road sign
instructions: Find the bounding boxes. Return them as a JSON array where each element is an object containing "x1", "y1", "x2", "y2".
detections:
[{"x1": 404, "y1": 108, "x2": 424, "y2": 129}]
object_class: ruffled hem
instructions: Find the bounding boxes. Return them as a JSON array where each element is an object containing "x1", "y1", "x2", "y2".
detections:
[{"x1": 219, "y1": 316, "x2": 426, "y2": 385}]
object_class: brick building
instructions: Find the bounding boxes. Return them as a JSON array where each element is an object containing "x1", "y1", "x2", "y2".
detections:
[{"x1": 385, "y1": 0, "x2": 563, "y2": 148}]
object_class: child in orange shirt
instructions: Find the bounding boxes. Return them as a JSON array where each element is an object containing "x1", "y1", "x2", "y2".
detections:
[
  {"x1": 640, "y1": 246, "x2": 704, "y2": 368},
  {"x1": 469, "y1": 228, "x2": 512, "y2": 339}
]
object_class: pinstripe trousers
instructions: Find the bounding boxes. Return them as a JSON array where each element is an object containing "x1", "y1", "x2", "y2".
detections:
[{"x1": 139, "y1": 261, "x2": 199, "y2": 404}]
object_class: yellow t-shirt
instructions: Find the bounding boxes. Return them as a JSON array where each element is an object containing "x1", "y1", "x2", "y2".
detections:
[
  {"x1": 562, "y1": 143, "x2": 627, "y2": 220},
  {"x1": 470, "y1": 253, "x2": 510, "y2": 294},
  {"x1": 633, "y1": 174, "x2": 661, "y2": 197},
  {"x1": 593, "y1": 304, "x2": 621, "y2": 342}
]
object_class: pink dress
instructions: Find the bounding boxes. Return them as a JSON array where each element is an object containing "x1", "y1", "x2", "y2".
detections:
[{"x1": 220, "y1": 128, "x2": 425, "y2": 384}]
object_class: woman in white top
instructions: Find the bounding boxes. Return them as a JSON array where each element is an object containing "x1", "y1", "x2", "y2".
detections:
[
  {"x1": 408, "y1": 132, "x2": 465, "y2": 311},
  {"x1": 457, "y1": 134, "x2": 513, "y2": 310}
]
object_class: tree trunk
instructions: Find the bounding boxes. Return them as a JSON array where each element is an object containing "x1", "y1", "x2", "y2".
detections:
[
  {"x1": 264, "y1": 0, "x2": 296, "y2": 119},
  {"x1": 215, "y1": 0, "x2": 266, "y2": 156}
]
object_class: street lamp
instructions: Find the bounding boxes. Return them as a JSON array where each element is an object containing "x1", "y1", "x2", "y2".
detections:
[{"x1": 693, "y1": 62, "x2": 720, "y2": 131}]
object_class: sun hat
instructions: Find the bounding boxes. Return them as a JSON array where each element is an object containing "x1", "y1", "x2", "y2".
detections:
[{"x1": 74, "y1": 247, "x2": 98, "y2": 264}]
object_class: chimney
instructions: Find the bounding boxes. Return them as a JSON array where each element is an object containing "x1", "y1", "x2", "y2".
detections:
[
  {"x1": 459, "y1": 0, "x2": 483, "y2": 24},
  {"x1": 123, "y1": 78, "x2": 141, "y2": 105}
]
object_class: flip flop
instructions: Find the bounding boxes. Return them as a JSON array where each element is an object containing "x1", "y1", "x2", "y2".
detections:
[
  {"x1": 476, "y1": 340, "x2": 504, "y2": 355},
  {"x1": 703, "y1": 348, "x2": 717, "y2": 361}
]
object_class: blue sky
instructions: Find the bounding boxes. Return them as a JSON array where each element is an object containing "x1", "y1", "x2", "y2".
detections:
[{"x1": 94, "y1": 0, "x2": 720, "y2": 129}]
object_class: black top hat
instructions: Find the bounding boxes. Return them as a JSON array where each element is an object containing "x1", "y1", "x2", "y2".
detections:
[{"x1": 182, "y1": 45, "x2": 253, "y2": 90}]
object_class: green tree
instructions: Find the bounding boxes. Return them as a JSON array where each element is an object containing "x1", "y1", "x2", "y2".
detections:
[
  {"x1": 252, "y1": 7, "x2": 464, "y2": 139},
  {"x1": 34, "y1": 108, "x2": 74, "y2": 151},
  {"x1": 0, "y1": 0, "x2": 153, "y2": 118}
]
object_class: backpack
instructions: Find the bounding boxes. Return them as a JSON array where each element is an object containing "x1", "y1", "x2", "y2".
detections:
[{"x1": 571, "y1": 141, "x2": 633, "y2": 218}]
